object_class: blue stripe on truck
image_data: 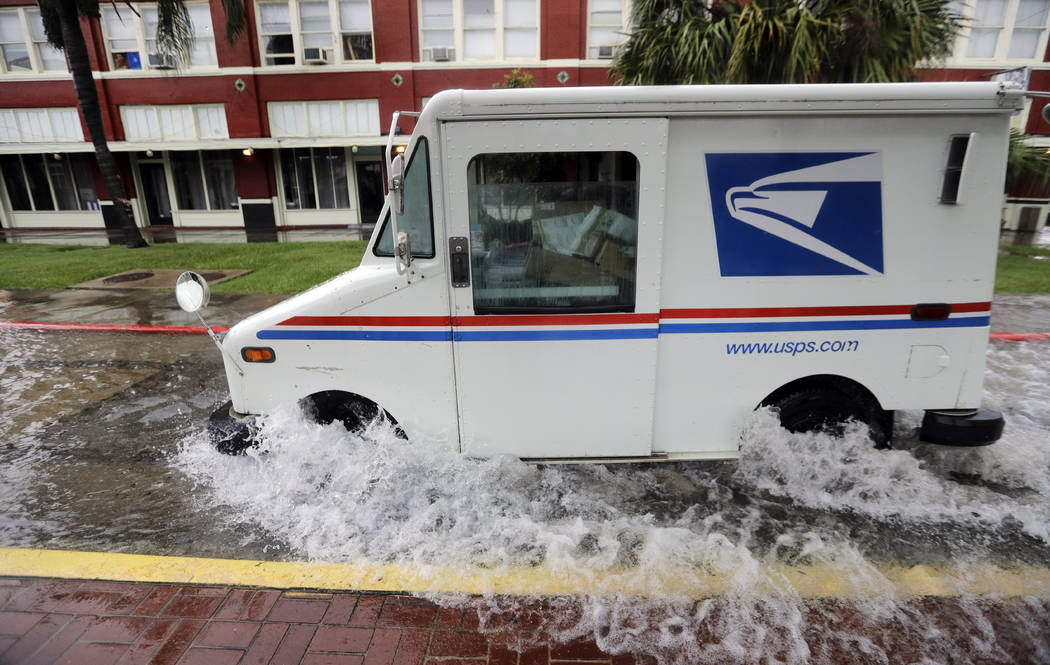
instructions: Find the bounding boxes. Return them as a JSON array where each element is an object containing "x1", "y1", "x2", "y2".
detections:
[
  {"x1": 256, "y1": 316, "x2": 990, "y2": 342},
  {"x1": 453, "y1": 328, "x2": 659, "y2": 342},
  {"x1": 659, "y1": 316, "x2": 991, "y2": 334},
  {"x1": 257, "y1": 330, "x2": 454, "y2": 341}
]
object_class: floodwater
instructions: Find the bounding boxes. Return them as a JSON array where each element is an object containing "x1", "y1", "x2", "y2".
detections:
[
  {"x1": 1, "y1": 296, "x2": 1050, "y2": 664},
  {"x1": 1000, "y1": 225, "x2": 1050, "y2": 248}
]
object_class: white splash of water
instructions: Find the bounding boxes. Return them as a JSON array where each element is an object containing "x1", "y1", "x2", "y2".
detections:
[{"x1": 172, "y1": 339, "x2": 1050, "y2": 665}]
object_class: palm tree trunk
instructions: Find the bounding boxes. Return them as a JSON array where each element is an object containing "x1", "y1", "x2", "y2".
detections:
[{"x1": 55, "y1": 0, "x2": 148, "y2": 248}]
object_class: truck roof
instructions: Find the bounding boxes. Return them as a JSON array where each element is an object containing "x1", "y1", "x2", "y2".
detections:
[{"x1": 424, "y1": 82, "x2": 1023, "y2": 121}]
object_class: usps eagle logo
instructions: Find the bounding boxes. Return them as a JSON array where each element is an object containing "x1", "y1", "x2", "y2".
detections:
[{"x1": 705, "y1": 152, "x2": 884, "y2": 276}]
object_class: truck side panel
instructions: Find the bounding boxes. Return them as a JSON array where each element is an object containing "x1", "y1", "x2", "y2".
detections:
[{"x1": 654, "y1": 112, "x2": 1007, "y2": 454}]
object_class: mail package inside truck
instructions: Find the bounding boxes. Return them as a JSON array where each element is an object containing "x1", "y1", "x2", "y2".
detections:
[{"x1": 178, "y1": 82, "x2": 1015, "y2": 460}]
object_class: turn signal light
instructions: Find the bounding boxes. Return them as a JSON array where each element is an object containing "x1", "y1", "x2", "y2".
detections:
[
  {"x1": 241, "y1": 347, "x2": 276, "y2": 363},
  {"x1": 911, "y1": 303, "x2": 951, "y2": 321}
]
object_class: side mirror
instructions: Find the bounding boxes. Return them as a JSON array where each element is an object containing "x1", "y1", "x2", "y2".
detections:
[
  {"x1": 175, "y1": 271, "x2": 211, "y2": 313},
  {"x1": 390, "y1": 153, "x2": 406, "y2": 215},
  {"x1": 396, "y1": 230, "x2": 413, "y2": 268}
]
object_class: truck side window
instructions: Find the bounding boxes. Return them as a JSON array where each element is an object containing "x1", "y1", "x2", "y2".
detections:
[
  {"x1": 466, "y1": 151, "x2": 639, "y2": 314},
  {"x1": 373, "y1": 138, "x2": 436, "y2": 258}
]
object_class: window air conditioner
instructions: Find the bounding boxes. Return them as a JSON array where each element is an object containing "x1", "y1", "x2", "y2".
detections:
[
  {"x1": 430, "y1": 47, "x2": 454, "y2": 62},
  {"x1": 303, "y1": 47, "x2": 330, "y2": 64},
  {"x1": 597, "y1": 45, "x2": 616, "y2": 59},
  {"x1": 147, "y1": 52, "x2": 178, "y2": 69}
]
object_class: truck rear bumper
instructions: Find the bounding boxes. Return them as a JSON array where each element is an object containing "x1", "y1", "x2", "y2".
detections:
[
  {"x1": 919, "y1": 407, "x2": 1004, "y2": 446},
  {"x1": 208, "y1": 400, "x2": 260, "y2": 455}
]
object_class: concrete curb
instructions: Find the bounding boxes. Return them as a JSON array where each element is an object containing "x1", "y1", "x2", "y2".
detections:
[
  {"x1": 3, "y1": 547, "x2": 1050, "y2": 599},
  {"x1": 989, "y1": 331, "x2": 1050, "y2": 341}
]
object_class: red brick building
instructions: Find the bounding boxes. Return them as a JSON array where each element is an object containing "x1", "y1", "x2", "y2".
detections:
[{"x1": 1, "y1": 0, "x2": 1048, "y2": 243}]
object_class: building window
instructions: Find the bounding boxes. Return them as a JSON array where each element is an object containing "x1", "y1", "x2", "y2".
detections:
[
  {"x1": 258, "y1": 0, "x2": 373, "y2": 66},
  {"x1": 340, "y1": 0, "x2": 374, "y2": 60},
  {"x1": 171, "y1": 151, "x2": 238, "y2": 210},
  {"x1": 120, "y1": 105, "x2": 229, "y2": 141},
  {"x1": 587, "y1": 0, "x2": 630, "y2": 59},
  {"x1": 0, "y1": 153, "x2": 98, "y2": 211},
  {"x1": 0, "y1": 108, "x2": 84, "y2": 143},
  {"x1": 280, "y1": 147, "x2": 352, "y2": 209},
  {"x1": 101, "y1": 3, "x2": 217, "y2": 70},
  {"x1": 268, "y1": 100, "x2": 380, "y2": 137},
  {"x1": 0, "y1": 8, "x2": 68, "y2": 73},
  {"x1": 259, "y1": 1, "x2": 294, "y2": 64},
  {"x1": 955, "y1": 0, "x2": 1050, "y2": 60},
  {"x1": 420, "y1": 0, "x2": 537, "y2": 61}
]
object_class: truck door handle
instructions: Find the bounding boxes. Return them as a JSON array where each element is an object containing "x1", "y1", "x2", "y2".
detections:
[{"x1": 449, "y1": 237, "x2": 470, "y2": 288}]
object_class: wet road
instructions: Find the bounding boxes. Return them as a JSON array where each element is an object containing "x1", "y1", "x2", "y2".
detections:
[{"x1": 1, "y1": 290, "x2": 1049, "y2": 663}]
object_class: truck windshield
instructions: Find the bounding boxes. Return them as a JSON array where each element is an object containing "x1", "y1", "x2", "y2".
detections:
[
  {"x1": 373, "y1": 138, "x2": 435, "y2": 258},
  {"x1": 466, "y1": 150, "x2": 639, "y2": 314}
]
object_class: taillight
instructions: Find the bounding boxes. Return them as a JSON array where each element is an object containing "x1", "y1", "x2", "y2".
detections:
[
  {"x1": 241, "y1": 347, "x2": 276, "y2": 363},
  {"x1": 911, "y1": 303, "x2": 951, "y2": 321}
]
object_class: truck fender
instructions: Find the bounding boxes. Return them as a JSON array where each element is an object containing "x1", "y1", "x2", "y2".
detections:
[
  {"x1": 299, "y1": 390, "x2": 405, "y2": 438},
  {"x1": 757, "y1": 374, "x2": 893, "y2": 448}
]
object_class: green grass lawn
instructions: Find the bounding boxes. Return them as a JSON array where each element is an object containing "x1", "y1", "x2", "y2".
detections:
[
  {"x1": 0, "y1": 242, "x2": 367, "y2": 294},
  {"x1": 0, "y1": 241, "x2": 1048, "y2": 294},
  {"x1": 996, "y1": 245, "x2": 1050, "y2": 293}
]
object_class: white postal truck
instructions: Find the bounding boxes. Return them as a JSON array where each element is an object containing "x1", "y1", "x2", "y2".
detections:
[{"x1": 180, "y1": 82, "x2": 1013, "y2": 459}]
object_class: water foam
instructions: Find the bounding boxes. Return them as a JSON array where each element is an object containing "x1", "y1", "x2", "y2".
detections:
[{"x1": 172, "y1": 338, "x2": 1050, "y2": 664}]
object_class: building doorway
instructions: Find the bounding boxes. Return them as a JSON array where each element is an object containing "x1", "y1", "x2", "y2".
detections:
[
  {"x1": 137, "y1": 158, "x2": 175, "y2": 243},
  {"x1": 354, "y1": 159, "x2": 383, "y2": 226}
]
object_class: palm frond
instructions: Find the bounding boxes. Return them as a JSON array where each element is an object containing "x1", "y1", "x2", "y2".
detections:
[
  {"x1": 613, "y1": 0, "x2": 960, "y2": 86},
  {"x1": 220, "y1": 0, "x2": 246, "y2": 44},
  {"x1": 153, "y1": 0, "x2": 193, "y2": 62},
  {"x1": 1008, "y1": 129, "x2": 1050, "y2": 189}
]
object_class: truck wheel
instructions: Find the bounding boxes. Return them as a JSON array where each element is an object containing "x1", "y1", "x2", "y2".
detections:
[
  {"x1": 768, "y1": 387, "x2": 892, "y2": 448},
  {"x1": 300, "y1": 391, "x2": 405, "y2": 438}
]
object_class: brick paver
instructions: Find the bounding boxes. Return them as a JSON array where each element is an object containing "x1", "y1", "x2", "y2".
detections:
[
  {"x1": 1, "y1": 576, "x2": 1046, "y2": 665},
  {"x1": 0, "y1": 577, "x2": 622, "y2": 665}
]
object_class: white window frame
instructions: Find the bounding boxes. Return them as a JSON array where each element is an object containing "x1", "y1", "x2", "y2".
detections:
[
  {"x1": 586, "y1": 0, "x2": 631, "y2": 60},
  {"x1": 419, "y1": 0, "x2": 539, "y2": 62},
  {"x1": 276, "y1": 146, "x2": 355, "y2": 210},
  {"x1": 0, "y1": 7, "x2": 68, "y2": 74},
  {"x1": 952, "y1": 0, "x2": 1050, "y2": 63},
  {"x1": 0, "y1": 153, "x2": 98, "y2": 212},
  {"x1": 99, "y1": 2, "x2": 218, "y2": 71},
  {"x1": 120, "y1": 104, "x2": 230, "y2": 141},
  {"x1": 168, "y1": 150, "x2": 239, "y2": 211},
  {"x1": 256, "y1": 0, "x2": 375, "y2": 67},
  {"x1": 0, "y1": 108, "x2": 85, "y2": 143},
  {"x1": 267, "y1": 100, "x2": 380, "y2": 137}
]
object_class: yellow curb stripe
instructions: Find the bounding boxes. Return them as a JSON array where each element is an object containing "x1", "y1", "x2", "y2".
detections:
[{"x1": 1, "y1": 547, "x2": 1048, "y2": 598}]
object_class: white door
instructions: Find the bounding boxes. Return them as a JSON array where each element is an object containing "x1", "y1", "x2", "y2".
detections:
[{"x1": 442, "y1": 118, "x2": 668, "y2": 458}]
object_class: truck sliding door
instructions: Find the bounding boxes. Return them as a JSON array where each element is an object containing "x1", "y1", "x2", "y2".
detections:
[{"x1": 443, "y1": 119, "x2": 668, "y2": 458}]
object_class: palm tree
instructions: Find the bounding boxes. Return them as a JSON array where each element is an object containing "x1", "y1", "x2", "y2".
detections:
[
  {"x1": 37, "y1": 0, "x2": 244, "y2": 248},
  {"x1": 1007, "y1": 128, "x2": 1050, "y2": 191},
  {"x1": 612, "y1": 0, "x2": 960, "y2": 86}
]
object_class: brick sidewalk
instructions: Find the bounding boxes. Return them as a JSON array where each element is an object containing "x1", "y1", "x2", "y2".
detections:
[
  {"x1": 3, "y1": 576, "x2": 1049, "y2": 665},
  {"x1": 0, "y1": 577, "x2": 637, "y2": 665}
]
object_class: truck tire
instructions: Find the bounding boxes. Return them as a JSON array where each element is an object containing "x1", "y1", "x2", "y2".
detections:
[
  {"x1": 300, "y1": 392, "x2": 405, "y2": 438},
  {"x1": 770, "y1": 386, "x2": 892, "y2": 448}
]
